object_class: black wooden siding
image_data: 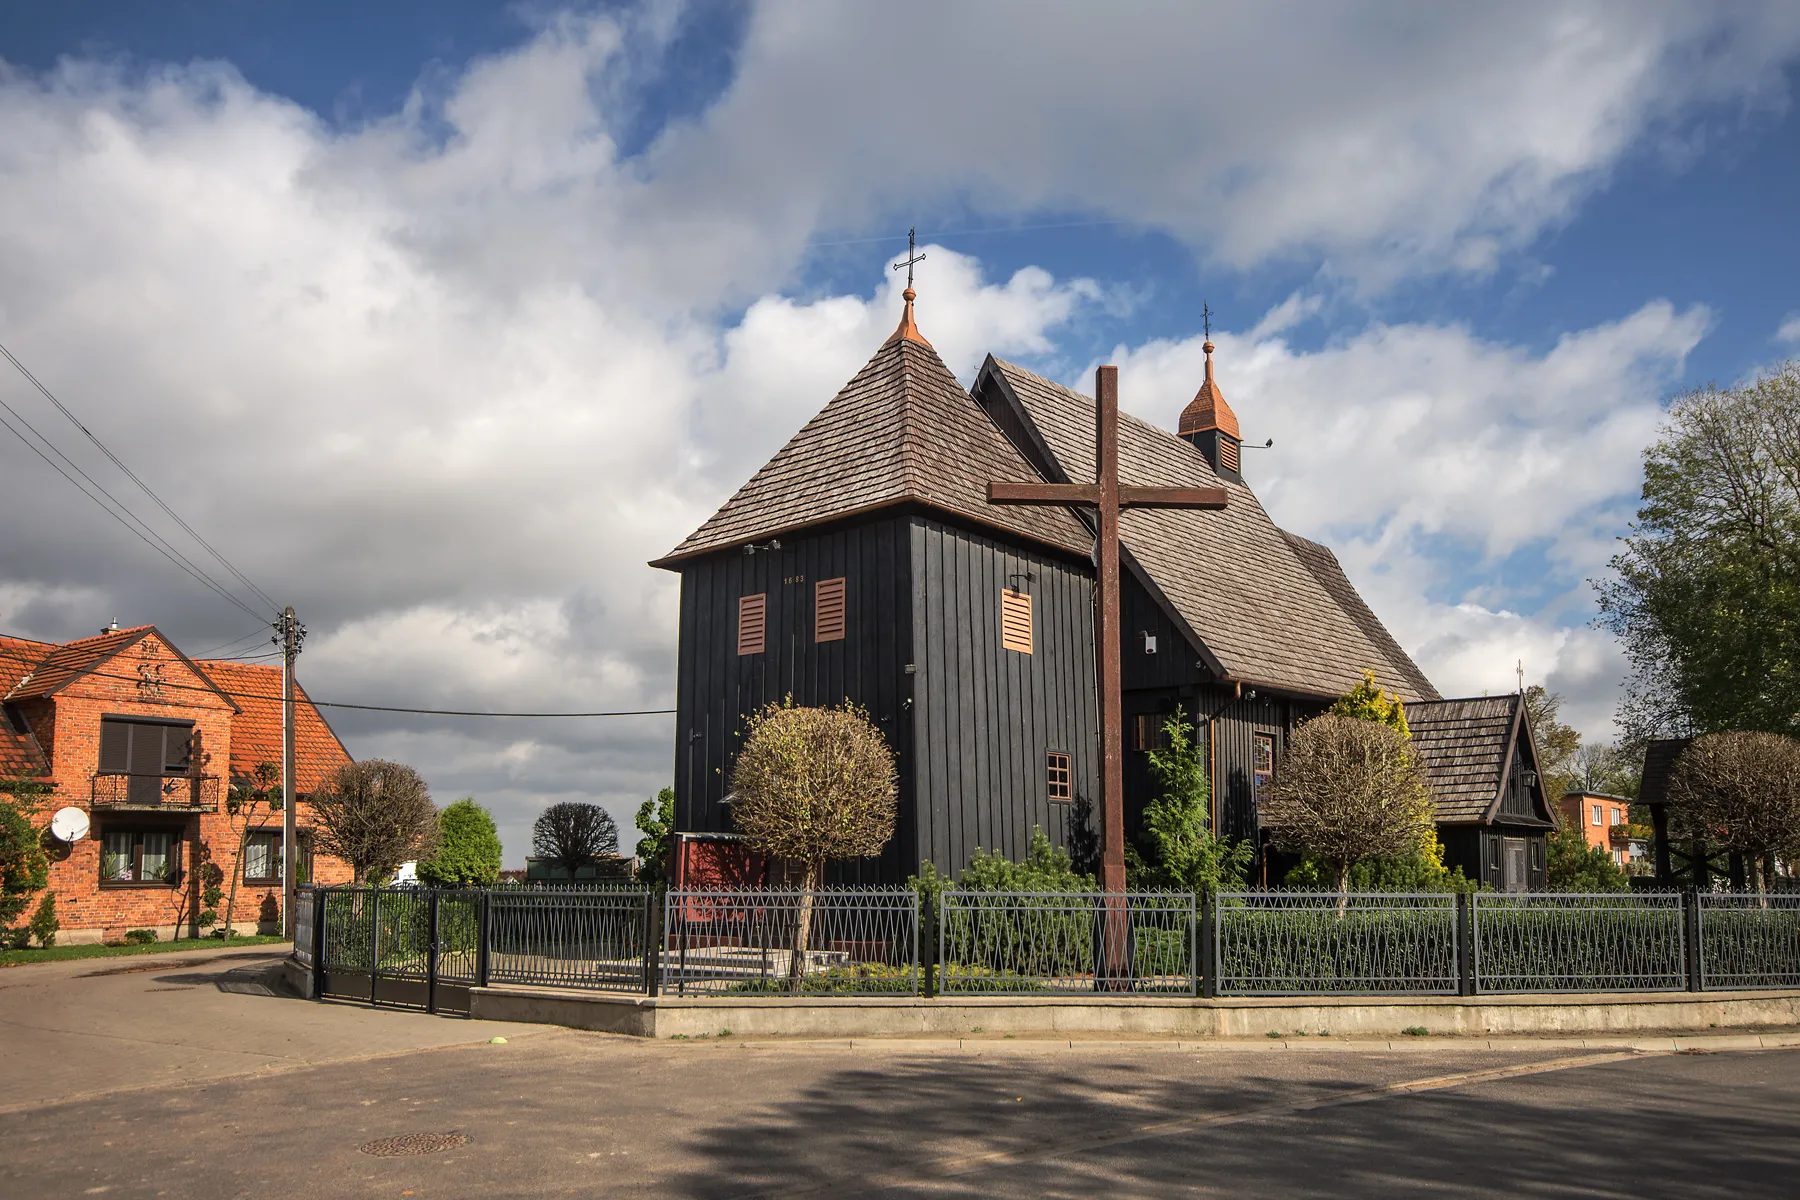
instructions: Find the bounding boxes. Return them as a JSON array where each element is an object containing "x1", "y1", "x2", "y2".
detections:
[
  {"x1": 909, "y1": 516, "x2": 1100, "y2": 876},
  {"x1": 672, "y1": 516, "x2": 915, "y2": 883}
]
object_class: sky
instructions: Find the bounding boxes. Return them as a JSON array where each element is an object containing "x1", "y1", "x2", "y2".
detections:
[{"x1": 1, "y1": 1, "x2": 1798, "y2": 866}]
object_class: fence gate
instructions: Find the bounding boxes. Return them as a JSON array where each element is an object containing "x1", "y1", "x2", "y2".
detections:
[{"x1": 314, "y1": 888, "x2": 482, "y2": 1014}]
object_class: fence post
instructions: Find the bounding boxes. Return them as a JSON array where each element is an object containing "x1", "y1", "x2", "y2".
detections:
[
  {"x1": 1683, "y1": 887, "x2": 1703, "y2": 993},
  {"x1": 369, "y1": 888, "x2": 381, "y2": 1006},
  {"x1": 310, "y1": 887, "x2": 327, "y2": 1000},
  {"x1": 921, "y1": 890, "x2": 937, "y2": 998},
  {"x1": 642, "y1": 891, "x2": 662, "y2": 997},
  {"x1": 1456, "y1": 892, "x2": 1476, "y2": 997},
  {"x1": 426, "y1": 891, "x2": 440, "y2": 1015},
  {"x1": 1199, "y1": 890, "x2": 1217, "y2": 999},
  {"x1": 476, "y1": 891, "x2": 491, "y2": 990}
]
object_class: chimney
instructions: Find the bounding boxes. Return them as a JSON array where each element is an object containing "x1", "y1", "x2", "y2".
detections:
[{"x1": 1177, "y1": 340, "x2": 1242, "y2": 482}]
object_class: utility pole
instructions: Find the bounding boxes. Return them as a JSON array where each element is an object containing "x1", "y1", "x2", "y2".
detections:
[{"x1": 278, "y1": 607, "x2": 306, "y2": 937}]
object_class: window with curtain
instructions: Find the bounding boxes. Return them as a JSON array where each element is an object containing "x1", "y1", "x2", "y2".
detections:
[
  {"x1": 243, "y1": 832, "x2": 280, "y2": 883},
  {"x1": 101, "y1": 830, "x2": 135, "y2": 881},
  {"x1": 99, "y1": 829, "x2": 180, "y2": 885}
]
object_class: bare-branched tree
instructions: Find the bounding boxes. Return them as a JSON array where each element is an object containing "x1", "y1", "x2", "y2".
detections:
[
  {"x1": 531, "y1": 802, "x2": 620, "y2": 878},
  {"x1": 309, "y1": 760, "x2": 439, "y2": 884},
  {"x1": 1261, "y1": 713, "x2": 1435, "y2": 907},
  {"x1": 730, "y1": 701, "x2": 897, "y2": 979},
  {"x1": 1668, "y1": 731, "x2": 1800, "y2": 893}
]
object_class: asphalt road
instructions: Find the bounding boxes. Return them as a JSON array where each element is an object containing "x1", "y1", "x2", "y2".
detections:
[{"x1": 2, "y1": 949, "x2": 1797, "y2": 1198}]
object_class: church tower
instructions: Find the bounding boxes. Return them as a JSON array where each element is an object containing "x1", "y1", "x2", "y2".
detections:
[{"x1": 1177, "y1": 339, "x2": 1243, "y2": 483}]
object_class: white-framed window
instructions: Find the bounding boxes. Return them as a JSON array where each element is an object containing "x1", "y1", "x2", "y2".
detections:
[
  {"x1": 1611, "y1": 808, "x2": 1623, "y2": 825},
  {"x1": 1592, "y1": 805, "x2": 1603, "y2": 827}
]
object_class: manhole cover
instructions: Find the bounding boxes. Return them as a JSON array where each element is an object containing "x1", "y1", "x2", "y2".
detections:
[{"x1": 359, "y1": 1133, "x2": 470, "y2": 1157}]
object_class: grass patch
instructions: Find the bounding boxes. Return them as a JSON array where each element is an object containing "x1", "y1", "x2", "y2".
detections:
[
  {"x1": 1402, "y1": 1026, "x2": 1430, "y2": 1037},
  {"x1": 0, "y1": 934, "x2": 286, "y2": 968}
]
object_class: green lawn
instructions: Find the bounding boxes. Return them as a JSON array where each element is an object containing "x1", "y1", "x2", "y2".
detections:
[{"x1": 0, "y1": 934, "x2": 288, "y2": 967}]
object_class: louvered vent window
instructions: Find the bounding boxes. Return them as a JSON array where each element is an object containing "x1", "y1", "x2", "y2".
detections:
[
  {"x1": 737, "y1": 593, "x2": 767, "y2": 656},
  {"x1": 1046, "y1": 752, "x2": 1072, "y2": 802},
  {"x1": 1000, "y1": 588, "x2": 1033, "y2": 653},
  {"x1": 814, "y1": 577, "x2": 846, "y2": 643},
  {"x1": 1218, "y1": 437, "x2": 1240, "y2": 474}
]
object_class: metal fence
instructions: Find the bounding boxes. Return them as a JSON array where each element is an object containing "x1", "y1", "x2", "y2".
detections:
[
  {"x1": 1698, "y1": 893, "x2": 1800, "y2": 990},
  {"x1": 1213, "y1": 891, "x2": 1458, "y2": 995},
  {"x1": 1472, "y1": 892, "x2": 1685, "y2": 993},
  {"x1": 488, "y1": 889, "x2": 656, "y2": 992},
  {"x1": 936, "y1": 891, "x2": 1195, "y2": 995},
  {"x1": 294, "y1": 884, "x2": 1800, "y2": 1008},
  {"x1": 662, "y1": 887, "x2": 919, "y2": 996}
]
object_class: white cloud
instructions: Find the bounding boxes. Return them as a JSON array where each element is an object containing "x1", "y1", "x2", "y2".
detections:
[{"x1": 1779, "y1": 313, "x2": 1800, "y2": 343}]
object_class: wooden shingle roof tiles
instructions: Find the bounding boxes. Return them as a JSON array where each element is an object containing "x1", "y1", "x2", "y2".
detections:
[
  {"x1": 981, "y1": 358, "x2": 1439, "y2": 703},
  {"x1": 653, "y1": 337, "x2": 1089, "y2": 567},
  {"x1": 1407, "y1": 695, "x2": 1519, "y2": 823}
]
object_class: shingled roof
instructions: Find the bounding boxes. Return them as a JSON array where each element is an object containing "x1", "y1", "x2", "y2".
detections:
[
  {"x1": 193, "y1": 660, "x2": 353, "y2": 794},
  {"x1": 0, "y1": 635, "x2": 52, "y2": 777},
  {"x1": 1407, "y1": 695, "x2": 1527, "y2": 823},
  {"x1": 2, "y1": 625, "x2": 239, "y2": 711},
  {"x1": 1638, "y1": 737, "x2": 1692, "y2": 807},
  {"x1": 977, "y1": 358, "x2": 1439, "y2": 702},
  {"x1": 652, "y1": 333, "x2": 1089, "y2": 567}
]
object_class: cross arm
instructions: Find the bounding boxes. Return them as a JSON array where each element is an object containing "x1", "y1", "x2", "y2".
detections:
[
  {"x1": 987, "y1": 481, "x2": 1102, "y2": 506},
  {"x1": 1118, "y1": 485, "x2": 1229, "y2": 510}
]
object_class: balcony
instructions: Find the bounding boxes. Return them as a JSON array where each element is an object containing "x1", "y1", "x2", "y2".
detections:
[{"x1": 91, "y1": 773, "x2": 221, "y2": 812}]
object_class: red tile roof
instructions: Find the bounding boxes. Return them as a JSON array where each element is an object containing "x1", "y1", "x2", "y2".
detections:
[
  {"x1": 3, "y1": 626, "x2": 155, "y2": 700},
  {"x1": 0, "y1": 635, "x2": 53, "y2": 777},
  {"x1": 194, "y1": 660, "x2": 353, "y2": 794}
]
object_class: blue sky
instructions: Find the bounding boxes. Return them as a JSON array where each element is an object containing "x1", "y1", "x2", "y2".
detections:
[{"x1": 2, "y1": 2, "x2": 1798, "y2": 861}]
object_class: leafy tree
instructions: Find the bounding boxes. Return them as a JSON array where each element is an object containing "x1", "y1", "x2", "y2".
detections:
[
  {"x1": 633, "y1": 787, "x2": 676, "y2": 886},
  {"x1": 1262, "y1": 713, "x2": 1436, "y2": 905},
  {"x1": 1569, "y1": 742, "x2": 1641, "y2": 799},
  {"x1": 1332, "y1": 669, "x2": 1411, "y2": 736},
  {"x1": 1524, "y1": 685, "x2": 1583, "y2": 801},
  {"x1": 1667, "y1": 730, "x2": 1800, "y2": 893},
  {"x1": 1597, "y1": 363, "x2": 1800, "y2": 740},
  {"x1": 730, "y1": 701, "x2": 897, "y2": 981},
  {"x1": 310, "y1": 760, "x2": 440, "y2": 884},
  {"x1": 0, "y1": 799, "x2": 49, "y2": 933},
  {"x1": 27, "y1": 892, "x2": 58, "y2": 948},
  {"x1": 1130, "y1": 712, "x2": 1250, "y2": 893},
  {"x1": 418, "y1": 798, "x2": 503, "y2": 887},
  {"x1": 1544, "y1": 824, "x2": 1630, "y2": 892},
  {"x1": 532, "y1": 802, "x2": 620, "y2": 878}
]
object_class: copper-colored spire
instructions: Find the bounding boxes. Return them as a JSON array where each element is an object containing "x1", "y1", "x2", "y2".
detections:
[
  {"x1": 1178, "y1": 339, "x2": 1240, "y2": 439},
  {"x1": 885, "y1": 286, "x2": 932, "y2": 348}
]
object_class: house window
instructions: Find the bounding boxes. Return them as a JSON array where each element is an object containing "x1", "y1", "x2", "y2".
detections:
[
  {"x1": 1218, "y1": 437, "x2": 1240, "y2": 474},
  {"x1": 1610, "y1": 808, "x2": 1623, "y2": 825},
  {"x1": 242, "y1": 830, "x2": 313, "y2": 885},
  {"x1": 99, "y1": 829, "x2": 180, "y2": 886},
  {"x1": 1253, "y1": 733, "x2": 1275, "y2": 804},
  {"x1": 814, "y1": 577, "x2": 846, "y2": 643},
  {"x1": 1001, "y1": 589, "x2": 1033, "y2": 654},
  {"x1": 737, "y1": 593, "x2": 767, "y2": 655},
  {"x1": 99, "y1": 718, "x2": 193, "y2": 775},
  {"x1": 1591, "y1": 804, "x2": 1603, "y2": 827},
  {"x1": 1133, "y1": 713, "x2": 1172, "y2": 753},
  {"x1": 1046, "y1": 752, "x2": 1072, "y2": 802}
]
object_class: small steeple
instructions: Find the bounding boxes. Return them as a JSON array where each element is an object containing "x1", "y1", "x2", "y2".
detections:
[
  {"x1": 1177, "y1": 305, "x2": 1244, "y2": 480},
  {"x1": 884, "y1": 227, "x2": 933, "y2": 348}
]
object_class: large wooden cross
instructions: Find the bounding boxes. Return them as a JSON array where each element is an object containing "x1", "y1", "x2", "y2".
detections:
[{"x1": 988, "y1": 366, "x2": 1228, "y2": 892}]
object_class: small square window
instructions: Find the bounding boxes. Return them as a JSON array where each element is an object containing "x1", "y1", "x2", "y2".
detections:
[
  {"x1": 1046, "y1": 752, "x2": 1072, "y2": 802},
  {"x1": 1133, "y1": 713, "x2": 1171, "y2": 752}
]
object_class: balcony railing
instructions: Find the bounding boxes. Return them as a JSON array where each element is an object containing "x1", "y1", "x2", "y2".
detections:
[{"x1": 90, "y1": 772, "x2": 221, "y2": 812}]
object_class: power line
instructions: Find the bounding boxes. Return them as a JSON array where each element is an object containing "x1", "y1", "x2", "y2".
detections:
[
  {"x1": 0, "y1": 402, "x2": 269, "y2": 623},
  {"x1": 0, "y1": 646, "x2": 672, "y2": 718},
  {"x1": 193, "y1": 627, "x2": 276, "y2": 658},
  {"x1": 0, "y1": 339, "x2": 280, "y2": 614}
]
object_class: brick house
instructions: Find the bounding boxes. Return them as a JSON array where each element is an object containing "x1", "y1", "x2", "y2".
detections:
[
  {"x1": 1557, "y1": 790, "x2": 1635, "y2": 868},
  {"x1": 1, "y1": 624, "x2": 354, "y2": 944}
]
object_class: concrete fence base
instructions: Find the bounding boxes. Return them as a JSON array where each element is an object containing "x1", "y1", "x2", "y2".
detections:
[{"x1": 464, "y1": 983, "x2": 1800, "y2": 1041}]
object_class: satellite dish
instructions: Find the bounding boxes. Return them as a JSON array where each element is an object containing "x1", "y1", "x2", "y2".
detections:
[{"x1": 50, "y1": 808, "x2": 90, "y2": 843}]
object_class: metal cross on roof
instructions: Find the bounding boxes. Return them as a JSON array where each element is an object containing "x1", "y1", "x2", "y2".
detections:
[
  {"x1": 987, "y1": 366, "x2": 1230, "y2": 893},
  {"x1": 893, "y1": 227, "x2": 926, "y2": 290},
  {"x1": 1203, "y1": 300, "x2": 1212, "y2": 340}
]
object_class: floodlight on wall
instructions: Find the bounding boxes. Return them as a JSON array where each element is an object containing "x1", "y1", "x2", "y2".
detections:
[{"x1": 1141, "y1": 632, "x2": 1157, "y2": 655}]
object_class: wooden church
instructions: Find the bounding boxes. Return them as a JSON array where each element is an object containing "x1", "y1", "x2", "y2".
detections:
[{"x1": 652, "y1": 286, "x2": 1557, "y2": 890}]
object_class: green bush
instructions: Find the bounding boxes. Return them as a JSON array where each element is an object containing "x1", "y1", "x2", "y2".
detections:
[
  {"x1": 1284, "y1": 848, "x2": 1480, "y2": 893},
  {"x1": 1216, "y1": 901, "x2": 1456, "y2": 991},
  {"x1": 418, "y1": 798, "x2": 503, "y2": 887},
  {"x1": 0, "y1": 799, "x2": 49, "y2": 929},
  {"x1": 123, "y1": 929, "x2": 158, "y2": 945},
  {"x1": 1545, "y1": 826, "x2": 1630, "y2": 892},
  {"x1": 28, "y1": 893, "x2": 58, "y2": 948}
]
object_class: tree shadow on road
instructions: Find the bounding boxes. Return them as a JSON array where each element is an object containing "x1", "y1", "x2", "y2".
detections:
[{"x1": 668, "y1": 1048, "x2": 1800, "y2": 1200}]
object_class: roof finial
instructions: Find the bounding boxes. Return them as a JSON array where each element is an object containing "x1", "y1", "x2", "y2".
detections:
[
  {"x1": 1202, "y1": 300, "x2": 1215, "y2": 372},
  {"x1": 885, "y1": 228, "x2": 932, "y2": 347}
]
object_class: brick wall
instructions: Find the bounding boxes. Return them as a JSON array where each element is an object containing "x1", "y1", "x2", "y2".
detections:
[{"x1": 25, "y1": 632, "x2": 354, "y2": 943}]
